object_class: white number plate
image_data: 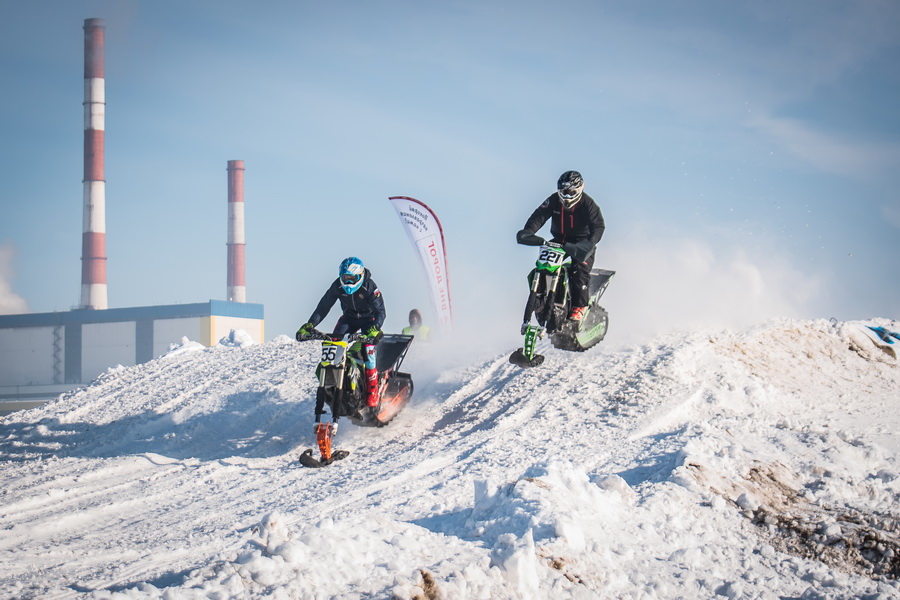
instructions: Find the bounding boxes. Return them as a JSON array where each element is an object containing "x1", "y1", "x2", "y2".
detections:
[
  {"x1": 320, "y1": 341, "x2": 346, "y2": 367},
  {"x1": 537, "y1": 245, "x2": 566, "y2": 269}
]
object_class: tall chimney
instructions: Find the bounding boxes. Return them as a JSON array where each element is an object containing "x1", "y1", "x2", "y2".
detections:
[
  {"x1": 81, "y1": 18, "x2": 107, "y2": 310},
  {"x1": 227, "y1": 160, "x2": 246, "y2": 303}
]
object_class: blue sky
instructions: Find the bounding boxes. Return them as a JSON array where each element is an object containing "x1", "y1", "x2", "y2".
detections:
[{"x1": 1, "y1": 0, "x2": 898, "y2": 348}]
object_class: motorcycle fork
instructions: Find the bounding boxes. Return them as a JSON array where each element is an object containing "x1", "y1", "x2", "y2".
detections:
[
  {"x1": 540, "y1": 272, "x2": 569, "y2": 308},
  {"x1": 318, "y1": 365, "x2": 347, "y2": 420},
  {"x1": 553, "y1": 271, "x2": 569, "y2": 308},
  {"x1": 318, "y1": 365, "x2": 345, "y2": 389},
  {"x1": 533, "y1": 271, "x2": 560, "y2": 295}
]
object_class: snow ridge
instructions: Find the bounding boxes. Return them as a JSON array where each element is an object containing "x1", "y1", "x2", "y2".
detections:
[{"x1": 1, "y1": 319, "x2": 898, "y2": 599}]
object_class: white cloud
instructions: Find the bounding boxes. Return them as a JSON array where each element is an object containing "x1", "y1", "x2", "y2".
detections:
[
  {"x1": 0, "y1": 241, "x2": 29, "y2": 315},
  {"x1": 747, "y1": 114, "x2": 900, "y2": 180}
]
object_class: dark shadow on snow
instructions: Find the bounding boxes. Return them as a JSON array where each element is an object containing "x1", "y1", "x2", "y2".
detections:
[
  {"x1": 0, "y1": 391, "x2": 316, "y2": 462},
  {"x1": 613, "y1": 429, "x2": 686, "y2": 487},
  {"x1": 410, "y1": 509, "x2": 474, "y2": 540}
]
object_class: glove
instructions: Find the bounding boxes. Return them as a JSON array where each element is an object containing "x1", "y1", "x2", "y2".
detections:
[
  {"x1": 295, "y1": 323, "x2": 314, "y2": 340},
  {"x1": 562, "y1": 242, "x2": 578, "y2": 259},
  {"x1": 521, "y1": 322, "x2": 530, "y2": 335},
  {"x1": 516, "y1": 231, "x2": 546, "y2": 247},
  {"x1": 365, "y1": 326, "x2": 381, "y2": 338}
]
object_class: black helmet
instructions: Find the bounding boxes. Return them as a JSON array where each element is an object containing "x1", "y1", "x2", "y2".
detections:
[{"x1": 557, "y1": 170, "x2": 584, "y2": 208}]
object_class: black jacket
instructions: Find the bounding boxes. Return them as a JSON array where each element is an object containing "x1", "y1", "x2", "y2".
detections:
[
  {"x1": 516, "y1": 192, "x2": 605, "y2": 262},
  {"x1": 307, "y1": 269, "x2": 386, "y2": 329}
]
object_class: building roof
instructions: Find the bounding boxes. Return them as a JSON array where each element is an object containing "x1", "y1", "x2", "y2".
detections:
[{"x1": 0, "y1": 300, "x2": 263, "y2": 329}]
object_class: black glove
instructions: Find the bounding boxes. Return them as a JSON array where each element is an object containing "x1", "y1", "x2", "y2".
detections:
[
  {"x1": 516, "y1": 230, "x2": 546, "y2": 247},
  {"x1": 563, "y1": 241, "x2": 595, "y2": 263}
]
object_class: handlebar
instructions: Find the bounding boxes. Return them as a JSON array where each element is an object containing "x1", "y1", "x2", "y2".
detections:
[
  {"x1": 296, "y1": 329, "x2": 370, "y2": 343},
  {"x1": 295, "y1": 328, "x2": 329, "y2": 342}
]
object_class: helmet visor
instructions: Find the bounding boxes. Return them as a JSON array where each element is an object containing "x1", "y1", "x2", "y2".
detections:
[
  {"x1": 341, "y1": 273, "x2": 362, "y2": 286},
  {"x1": 559, "y1": 187, "x2": 581, "y2": 200}
]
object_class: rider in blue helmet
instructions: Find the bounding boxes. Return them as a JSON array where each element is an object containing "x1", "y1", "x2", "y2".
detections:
[{"x1": 296, "y1": 257, "x2": 387, "y2": 412}]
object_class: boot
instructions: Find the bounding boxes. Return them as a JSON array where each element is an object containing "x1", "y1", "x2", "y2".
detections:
[
  {"x1": 365, "y1": 367, "x2": 379, "y2": 408},
  {"x1": 569, "y1": 306, "x2": 587, "y2": 321}
]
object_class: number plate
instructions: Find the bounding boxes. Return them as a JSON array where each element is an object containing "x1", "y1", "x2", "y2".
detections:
[
  {"x1": 536, "y1": 244, "x2": 567, "y2": 272},
  {"x1": 320, "y1": 340, "x2": 347, "y2": 367}
]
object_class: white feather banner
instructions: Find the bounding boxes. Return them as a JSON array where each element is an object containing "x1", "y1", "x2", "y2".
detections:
[{"x1": 388, "y1": 196, "x2": 453, "y2": 334}]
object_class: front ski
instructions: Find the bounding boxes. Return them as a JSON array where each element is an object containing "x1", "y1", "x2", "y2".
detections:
[
  {"x1": 509, "y1": 348, "x2": 545, "y2": 368},
  {"x1": 510, "y1": 324, "x2": 545, "y2": 368},
  {"x1": 299, "y1": 422, "x2": 350, "y2": 467},
  {"x1": 299, "y1": 448, "x2": 350, "y2": 468}
]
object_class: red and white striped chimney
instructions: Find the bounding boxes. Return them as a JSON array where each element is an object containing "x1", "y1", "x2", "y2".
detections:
[
  {"x1": 81, "y1": 18, "x2": 107, "y2": 310},
  {"x1": 226, "y1": 160, "x2": 246, "y2": 303}
]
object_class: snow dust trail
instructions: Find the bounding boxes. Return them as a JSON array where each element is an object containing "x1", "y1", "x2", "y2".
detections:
[{"x1": 284, "y1": 338, "x2": 706, "y2": 531}]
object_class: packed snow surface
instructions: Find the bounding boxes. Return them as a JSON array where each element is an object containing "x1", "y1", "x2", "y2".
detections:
[{"x1": 1, "y1": 319, "x2": 899, "y2": 599}]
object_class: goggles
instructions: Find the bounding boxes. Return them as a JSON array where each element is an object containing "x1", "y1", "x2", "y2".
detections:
[
  {"x1": 341, "y1": 273, "x2": 362, "y2": 286},
  {"x1": 559, "y1": 187, "x2": 580, "y2": 199}
]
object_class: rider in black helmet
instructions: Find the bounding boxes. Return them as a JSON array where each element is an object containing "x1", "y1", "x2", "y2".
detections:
[{"x1": 516, "y1": 170, "x2": 606, "y2": 322}]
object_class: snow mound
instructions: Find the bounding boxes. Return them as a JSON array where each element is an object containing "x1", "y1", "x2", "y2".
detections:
[
  {"x1": 1, "y1": 318, "x2": 898, "y2": 599},
  {"x1": 162, "y1": 336, "x2": 206, "y2": 358},
  {"x1": 218, "y1": 328, "x2": 257, "y2": 348}
]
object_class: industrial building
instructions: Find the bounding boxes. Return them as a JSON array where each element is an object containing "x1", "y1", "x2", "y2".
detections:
[
  {"x1": 0, "y1": 301, "x2": 264, "y2": 404},
  {"x1": 0, "y1": 19, "x2": 264, "y2": 410}
]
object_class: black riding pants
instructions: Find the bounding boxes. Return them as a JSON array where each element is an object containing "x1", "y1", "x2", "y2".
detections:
[{"x1": 569, "y1": 253, "x2": 595, "y2": 308}]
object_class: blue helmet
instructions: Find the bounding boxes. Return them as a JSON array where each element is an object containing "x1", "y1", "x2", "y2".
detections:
[{"x1": 339, "y1": 257, "x2": 366, "y2": 294}]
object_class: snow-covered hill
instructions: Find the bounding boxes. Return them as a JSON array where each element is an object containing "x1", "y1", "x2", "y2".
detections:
[{"x1": 1, "y1": 319, "x2": 899, "y2": 599}]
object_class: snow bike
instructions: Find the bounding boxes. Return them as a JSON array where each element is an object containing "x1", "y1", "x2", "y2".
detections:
[
  {"x1": 295, "y1": 329, "x2": 414, "y2": 467},
  {"x1": 509, "y1": 242, "x2": 615, "y2": 368}
]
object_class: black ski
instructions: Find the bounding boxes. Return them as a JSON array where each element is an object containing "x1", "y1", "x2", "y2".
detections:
[
  {"x1": 509, "y1": 347, "x2": 545, "y2": 368},
  {"x1": 510, "y1": 325, "x2": 545, "y2": 368},
  {"x1": 298, "y1": 448, "x2": 350, "y2": 468}
]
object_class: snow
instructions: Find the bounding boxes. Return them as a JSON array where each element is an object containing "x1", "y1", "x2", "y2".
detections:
[{"x1": 1, "y1": 318, "x2": 899, "y2": 599}]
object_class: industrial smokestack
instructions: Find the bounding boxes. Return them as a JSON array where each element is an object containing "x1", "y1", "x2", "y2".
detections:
[
  {"x1": 80, "y1": 18, "x2": 107, "y2": 310},
  {"x1": 226, "y1": 160, "x2": 246, "y2": 303}
]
